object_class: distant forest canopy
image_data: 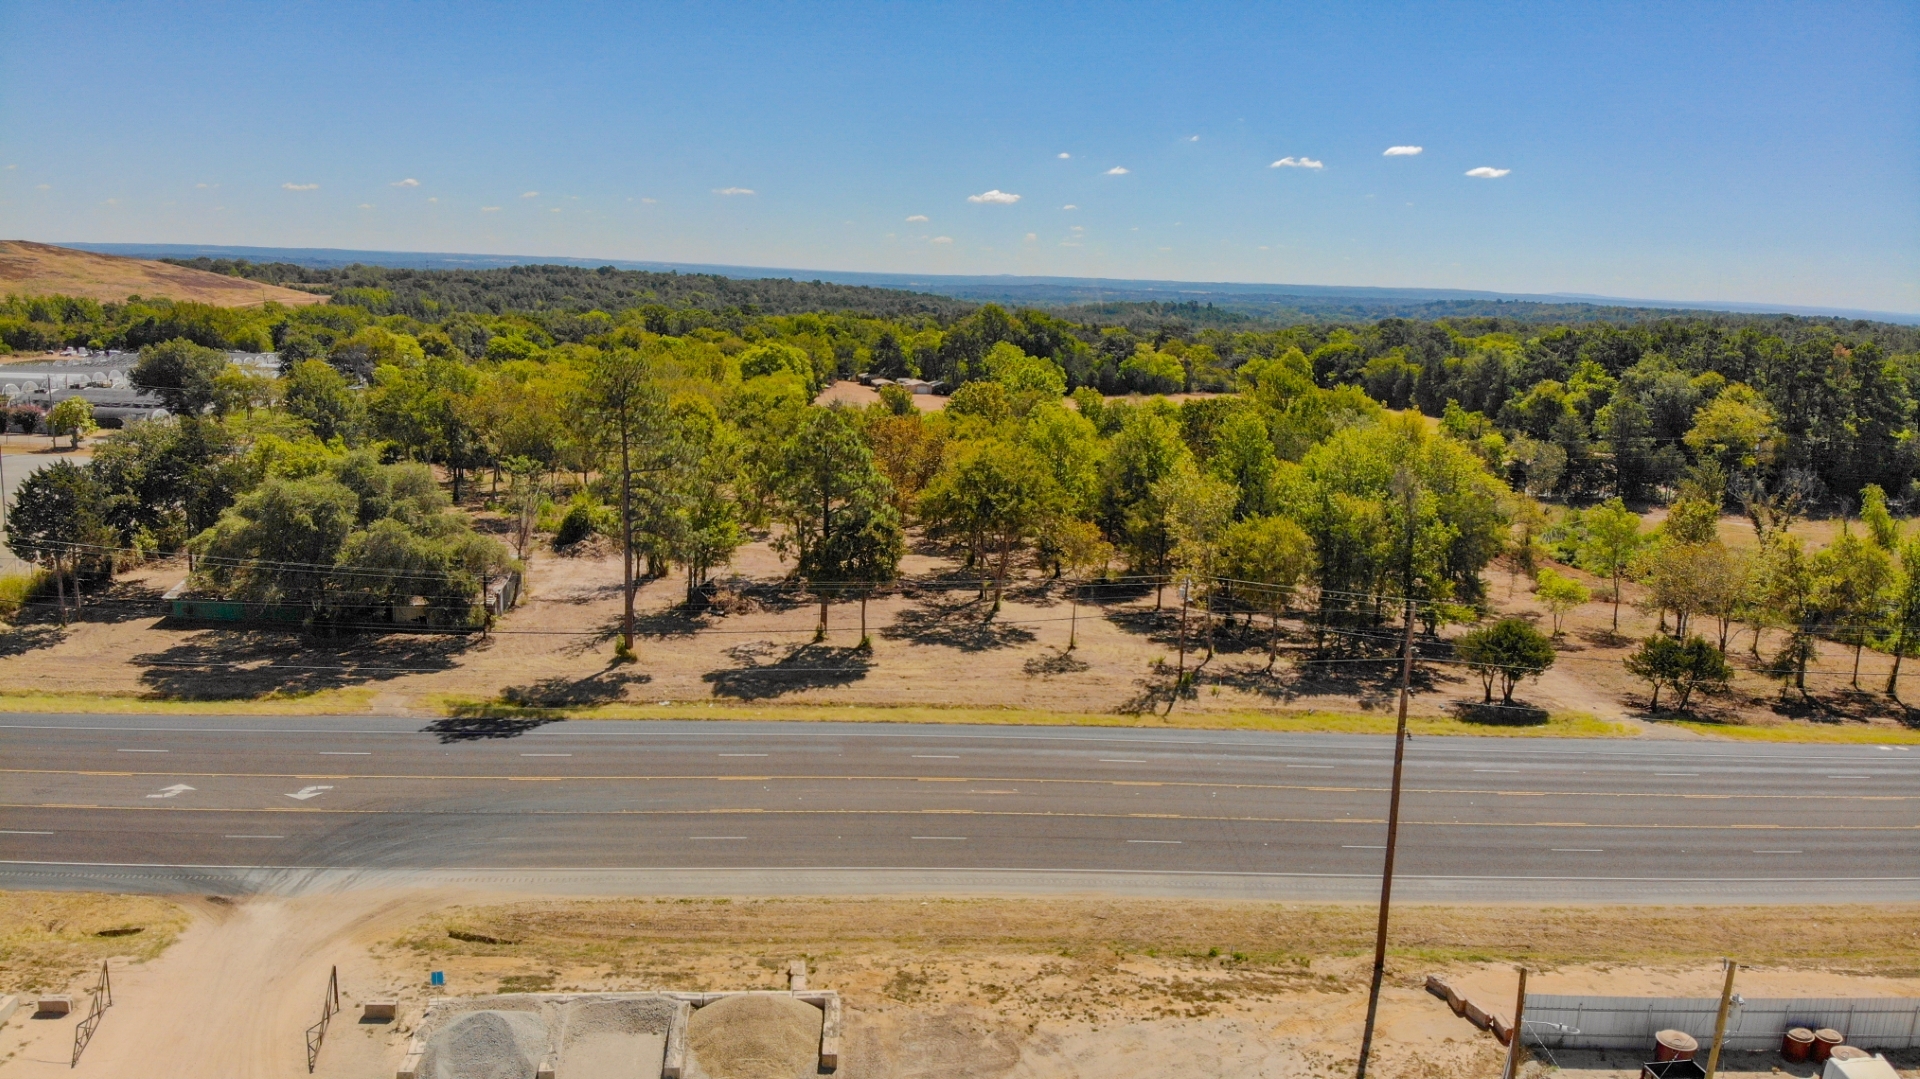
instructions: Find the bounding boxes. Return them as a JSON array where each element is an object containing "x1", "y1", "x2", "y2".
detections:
[
  {"x1": 159, "y1": 258, "x2": 975, "y2": 321},
  {"x1": 5, "y1": 271, "x2": 1920, "y2": 508}
]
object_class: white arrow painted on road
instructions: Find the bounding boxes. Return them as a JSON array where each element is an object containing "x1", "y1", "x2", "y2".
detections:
[
  {"x1": 146, "y1": 784, "x2": 195, "y2": 799},
  {"x1": 285, "y1": 786, "x2": 334, "y2": 801}
]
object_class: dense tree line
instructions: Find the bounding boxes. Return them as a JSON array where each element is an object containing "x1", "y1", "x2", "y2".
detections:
[{"x1": 6, "y1": 280, "x2": 1920, "y2": 706}]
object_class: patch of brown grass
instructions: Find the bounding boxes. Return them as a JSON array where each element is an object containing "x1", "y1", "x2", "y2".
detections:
[
  {"x1": 397, "y1": 898, "x2": 1920, "y2": 975},
  {"x1": 0, "y1": 891, "x2": 189, "y2": 992}
]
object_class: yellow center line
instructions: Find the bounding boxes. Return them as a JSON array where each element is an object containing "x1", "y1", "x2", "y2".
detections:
[
  {"x1": 0, "y1": 802, "x2": 1913, "y2": 831},
  {"x1": 0, "y1": 768, "x2": 1905, "y2": 802}
]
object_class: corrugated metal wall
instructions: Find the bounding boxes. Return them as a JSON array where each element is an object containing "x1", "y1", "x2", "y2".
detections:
[{"x1": 1524, "y1": 995, "x2": 1920, "y2": 1051}]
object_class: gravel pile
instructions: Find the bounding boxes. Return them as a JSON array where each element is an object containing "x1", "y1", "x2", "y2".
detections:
[
  {"x1": 421, "y1": 1009, "x2": 552, "y2": 1079},
  {"x1": 686, "y1": 994, "x2": 822, "y2": 1079},
  {"x1": 559, "y1": 998, "x2": 677, "y2": 1079}
]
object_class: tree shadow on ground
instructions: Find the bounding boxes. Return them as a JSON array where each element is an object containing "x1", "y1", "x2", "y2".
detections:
[
  {"x1": 1023, "y1": 650, "x2": 1091, "y2": 678},
  {"x1": 132, "y1": 629, "x2": 476, "y2": 699},
  {"x1": 1202, "y1": 644, "x2": 1454, "y2": 710},
  {"x1": 880, "y1": 591, "x2": 1036, "y2": 652},
  {"x1": 703, "y1": 642, "x2": 873, "y2": 700},
  {"x1": 0, "y1": 623, "x2": 65, "y2": 659},
  {"x1": 1450, "y1": 699, "x2": 1550, "y2": 726},
  {"x1": 495, "y1": 667, "x2": 653, "y2": 708},
  {"x1": 419, "y1": 715, "x2": 566, "y2": 741}
]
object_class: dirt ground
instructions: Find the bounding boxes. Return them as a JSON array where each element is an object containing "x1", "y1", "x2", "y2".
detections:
[
  {"x1": 0, "y1": 505, "x2": 1914, "y2": 738},
  {"x1": 3, "y1": 892, "x2": 1915, "y2": 1079}
]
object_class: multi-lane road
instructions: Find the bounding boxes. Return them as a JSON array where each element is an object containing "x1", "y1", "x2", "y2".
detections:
[{"x1": 1, "y1": 714, "x2": 1914, "y2": 902}]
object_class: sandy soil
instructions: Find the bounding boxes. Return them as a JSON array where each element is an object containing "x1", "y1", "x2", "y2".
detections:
[
  {"x1": 0, "y1": 241, "x2": 325, "y2": 308},
  {"x1": 5, "y1": 893, "x2": 1915, "y2": 1079}
]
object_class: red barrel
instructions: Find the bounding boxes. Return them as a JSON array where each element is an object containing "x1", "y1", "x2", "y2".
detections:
[
  {"x1": 1812, "y1": 1028, "x2": 1844, "y2": 1062},
  {"x1": 1783, "y1": 1028, "x2": 1815, "y2": 1062},
  {"x1": 1655, "y1": 1029, "x2": 1699, "y2": 1061}
]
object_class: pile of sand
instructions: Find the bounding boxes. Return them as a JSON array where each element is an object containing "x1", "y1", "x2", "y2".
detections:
[
  {"x1": 421, "y1": 1009, "x2": 552, "y2": 1079},
  {"x1": 686, "y1": 994, "x2": 822, "y2": 1079},
  {"x1": 559, "y1": 997, "x2": 676, "y2": 1079}
]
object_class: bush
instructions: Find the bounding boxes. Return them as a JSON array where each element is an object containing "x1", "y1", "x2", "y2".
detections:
[
  {"x1": 554, "y1": 502, "x2": 598, "y2": 548},
  {"x1": 1456, "y1": 617, "x2": 1556, "y2": 705},
  {"x1": 1625, "y1": 634, "x2": 1732, "y2": 713},
  {"x1": 0, "y1": 569, "x2": 49, "y2": 621}
]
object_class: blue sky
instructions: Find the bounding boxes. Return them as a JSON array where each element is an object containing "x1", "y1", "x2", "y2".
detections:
[{"x1": 1, "y1": 1, "x2": 1914, "y2": 313}]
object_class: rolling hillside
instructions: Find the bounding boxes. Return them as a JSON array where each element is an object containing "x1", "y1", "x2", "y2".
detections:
[{"x1": 0, "y1": 240, "x2": 326, "y2": 307}]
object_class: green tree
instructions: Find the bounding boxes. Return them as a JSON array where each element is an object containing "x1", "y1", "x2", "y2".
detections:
[
  {"x1": 920, "y1": 439, "x2": 1063, "y2": 609},
  {"x1": 132, "y1": 338, "x2": 231, "y2": 415},
  {"x1": 1100, "y1": 407, "x2": 1191, "y2": 606},
  {"x1": 1817, "y1": 527, "x2": 1894, "y2": 688},
  {"x1": 1662, "y1": 497, "x2": 1721, "y2": 546},
  {"x1": 1456, "y1": 618, "x2": 1556, "y2": 705},
  {"x1": 1861, "y1": 483, "x2": 1902, "y2": 550},
  {"x1": 770, "y1": 407, "x2": 902, "y2": 638},
  {"x1": 190, "y1": 476, "x2": 360, "y2": 618},
  {"x1": 4, "y1": 460, "x2": 105, "y2": 623},
  {"x1": 1756, "y1": 535, "x2": 1824, "y2": 697},
  {"x1": 1885, "y1": 537, "x2": 1920, "y2": 700},
  {"x1": 1624, "y1": 634, "x2": 1732, "y2": 713},
  {"x1": 1208, "y1": 409, "x2": 1277, "y2": 520},
  {"x1": 1218, "y1": 514, "x2": 1315, "y2": 670},
  {"x1": 981, "y1": 341, "x2": 1067, "y2": 399},
  {"x1": 587, "y1": 347, "x2": 671, "y2": 655},
  {"x1": 1159, "y1": 456, "x2": 1238, "y2": 662},
  {"x1": 1577, "y1": 498, "x2": 1647, "y2": 633},
  {"x1": 47, "y1": 397, "x2": 95, "y2": 449},
  {"x1": 1533, "y1": 568, "x2": 1590, "y2": 636},
  {"x1": 283, "y1": 359, "x2": 360, "y2": 441}
]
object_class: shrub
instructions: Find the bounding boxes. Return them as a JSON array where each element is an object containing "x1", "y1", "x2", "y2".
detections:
[
  {"x1": 1624, "y1": 634, "x2": 1732, "y2": 713},
  {"x1": 554, "y1": 502, "x2": 598, "y2": 548},
  {"x1": 1456, "y1": 617, "x2": 1556, "y2": 704}
]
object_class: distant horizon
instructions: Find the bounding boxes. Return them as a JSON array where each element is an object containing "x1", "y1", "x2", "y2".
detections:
[{"x1": 57, "y1": 240, "x2": 1920, "y2": 325}]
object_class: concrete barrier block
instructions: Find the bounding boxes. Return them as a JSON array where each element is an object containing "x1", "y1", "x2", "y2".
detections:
[
  {"x1": 820, "y1": 992, "x2": 842, "y2": 1071},
  {"x1": 788, "y1": 959, "x2": 808, "y2": 992},
  {"x1": 1490, "y1": 1013, "x2": 1513, "y2": 1046},
  {"x1": 362, "y1": 1000, "x2": 397, "y2": 1022},
  {"x1": 396, "y1": 1030, "x2": 427, "y2": 1079},
  {"x1": 1464, "y1": 999, "x2": 1492, "y2": 1030},
  {"x1": 662, "y1": 1000, "x2": 691, "y2": 1079},
  {"x1": 0, "y1": 995, "x2": 17, "y2": 1024},
  {"x1": 536, "y1": 1057, "x2": 555, "y2": 1079},
  {"x1": 1425, "y1": 974, "x2": 1452, "y2": 1001},
  {"x1": 34, "y1": 996, "x2": 72, "y2": 1017}
]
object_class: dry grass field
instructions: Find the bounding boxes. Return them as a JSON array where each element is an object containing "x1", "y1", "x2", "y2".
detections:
[{"x1": 0, "y1": 241, "x2": 325, "y2": 307}]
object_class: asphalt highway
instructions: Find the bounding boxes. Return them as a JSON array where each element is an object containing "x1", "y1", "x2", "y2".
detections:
[{"x1": 2, "y1": 714, "x2": 1915, "y2": 902}]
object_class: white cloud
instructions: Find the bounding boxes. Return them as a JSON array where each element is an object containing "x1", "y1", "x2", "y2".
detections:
[
  {"x1": 103, "y1": 198, "x2": 119, "y2": 206},
  {"x1": 1384, "y1": 146, "x2": 1423, "y2": 156},
  {"x1": 551, "y1": 207, "x2": 561, "y2": 212},
  {"x1": 2, "y1": 164, "x2": 14, "y2": 170},
  {"x1": 906, "y1": 214, "x2": 929, "y2": 222},
  {"x1": 1270, "y1": 156, "x2": 1324, "y2": 169},
  {"x1": 1071, "y1": 225, "x2": 1085, "y2": 232},
  {"x1": 930, "y1": 235, "x2": 954, "y2": 244},
  {"x1": 481, "y1": 206, "x2": 502, "y2": 212},
  {"x1": 428, "y1": 197, "x2": 438, "y2": 203},
  {"x1": 282, "y1": 182, "x2": 319, "y2": 190},
  {"x1": 1106, "y1": 166, "x2": 1129, "y2": 175},
  {"x1": 1062, "y1": 204, "x2": 1077, "y2": 210},
  {"x1": 36, "y1": 183, "x2": 50, "y2": 190},
  {"x1": 1186, "y1": 135, "x2": 1200, "y2": 142},
  {"x1": 1465, "y1": 166, "x2": 1511, "y2": 178},
  {"x1": 357, "y1": 203, "x2": 373, "y2": 209},
  {"x1": 1024, "y1": 232, "x2": 1037, "y2": 242},
  {"x1": 195, "y1": 182, "x2": 210, "y2": 188},
  {"x1": 1059, "y1": 241, "x2": 1082, "y2": 247},
  {"x1": 521, "y1": 190, "x2": 539, "y2": 198},
  {"x1": 392, "y1": 178, "x2": 419, "y2": 187},
  {"x1": 714, "y1": 186, "x2": 755, "y2": 195},
  {"x1": 967, "y1": 189, "x2": 1020, "y2": 204},
  {"x1": 1057, "y1": 152, "x2": 1071, "y2": 159}
]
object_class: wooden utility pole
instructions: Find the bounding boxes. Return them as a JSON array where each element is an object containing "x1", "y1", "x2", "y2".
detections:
[
  {"x1": 1503, "y1": 967, "x2": 1529, "y2": 1079},
  {"x1": 1705, "y1": 959, "x2": 1737, "y2": 1079},
  {"x1": 1356, "y1": 475, "x2": 1419, "y2": 1079}
]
